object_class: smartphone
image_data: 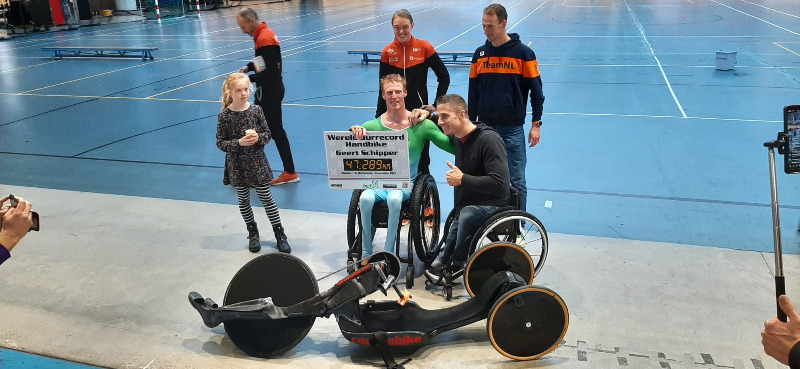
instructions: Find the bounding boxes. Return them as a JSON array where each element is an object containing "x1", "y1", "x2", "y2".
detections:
[
  {"x1": 7, "y1": 194, "x2": 40, "y2": 232},
  {"x1": 784, "y1": 105, "x2": 800, "y2": 174}
]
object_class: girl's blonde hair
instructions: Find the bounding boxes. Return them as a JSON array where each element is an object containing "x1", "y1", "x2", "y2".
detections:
[{"x1": 221, "y1": 73, "x2": 253, "y2": 111}]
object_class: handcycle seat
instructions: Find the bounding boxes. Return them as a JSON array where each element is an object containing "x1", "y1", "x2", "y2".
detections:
[{"x1": 351, "y1": 271, "x2": 525, "y2": 334}]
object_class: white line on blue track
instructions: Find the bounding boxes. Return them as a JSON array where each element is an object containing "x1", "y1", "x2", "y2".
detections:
[
  {"x1": 709, "y1": 0, "x2": 800, "y2": 36},
  {"x1": 624, "y1": 0, "x2": 687, "y2": 119}
]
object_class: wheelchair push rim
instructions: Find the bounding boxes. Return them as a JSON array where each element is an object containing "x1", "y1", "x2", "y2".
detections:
[
  {"x1": 223, "y1": 253, "x2": 319, "y2": 358},
  {"x1": 471, "y1": 210, "x2": 548, "y2": 279},
  {"x1": 487, "y1": 285, "x2": 569, "y2": 361}
]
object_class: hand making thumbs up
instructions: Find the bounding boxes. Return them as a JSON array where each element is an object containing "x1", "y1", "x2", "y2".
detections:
[{"x1": 446, "y1": 161, "x2": 463, "y2": 187}]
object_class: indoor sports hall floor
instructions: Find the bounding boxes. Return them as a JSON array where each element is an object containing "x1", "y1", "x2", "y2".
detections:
[{"x1": 1, "y1": 0, "x2": 799, "y2": 368}]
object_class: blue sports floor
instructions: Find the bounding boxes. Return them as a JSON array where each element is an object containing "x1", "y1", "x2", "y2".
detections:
[
  {"x1": 2, "y1": 0, "x2": 800, "y2": 253},
  {"x1": 0, "y1": 0, "x2": 799, "y2": 367}
]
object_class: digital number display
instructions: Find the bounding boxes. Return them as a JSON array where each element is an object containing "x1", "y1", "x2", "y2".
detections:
[{"x1": 343, "y1": 158, "x2": 393, "y2": 171}]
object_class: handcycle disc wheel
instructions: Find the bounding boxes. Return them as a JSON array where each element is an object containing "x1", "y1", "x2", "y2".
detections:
[
  {"x1": 410, "y1": 173, "x2": 440, "y2": 263},
  {"x1": 463, "y1": 241, "x2": 533, "y2": 298},
  {"x1": 223, "y1": 253, "x2": 319, "y2": 358},
  {"x1": 471, "y1": 210, "x2": 548, "y2": 279},
  {"x1": 487, "y1": 285, "x2": 569, "y2": 361}
]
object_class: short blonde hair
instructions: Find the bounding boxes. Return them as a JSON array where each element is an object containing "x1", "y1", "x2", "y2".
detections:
[{"x1": 380, "y1": 74, "x2": 407, "y2": 94}]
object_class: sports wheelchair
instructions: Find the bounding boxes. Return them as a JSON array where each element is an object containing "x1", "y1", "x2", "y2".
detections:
[
  {"x1": 188, "y1": 241, "x2": 569, "y2": 369},
  {"x1": 425, "y1": 189, "x2": 549, "y2": 300},
  {"x1": 346, "y1": 173, "x2": 440, "y2": 287}
]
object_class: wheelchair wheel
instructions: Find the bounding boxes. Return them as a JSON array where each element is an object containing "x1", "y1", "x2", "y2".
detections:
[
  {"x1": 487, "y1": 285, "x2": 569, "y2": 361},
  {"x1": 410, "y1": 173, "x2": 440, "y2": 263},
  {"x1": 223, "y1": 253, "x2": 319, "y2": 358},
  {"x1": 471, "y1": 210, "x2": 548, "y2": 279},
  {"x1": 463, "y1": 241, "x2": 533, "y2": 298},
  {"x1": 346, "y1": 190, "x2": 375, "y2": 264},
  {"x1": 423, "y1": 209, "x2": 457, "y2": 283}
]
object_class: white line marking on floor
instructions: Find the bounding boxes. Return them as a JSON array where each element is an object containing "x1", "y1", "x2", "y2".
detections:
[
  {"x1": 142, "y1": 358, "x2": 155, "y2": 369},
  {"x1": 436, "y1": 24, "x2": 480, "y2": 49},
  {"x1": 146, "y1": 73, "x2": 229, "y2": 98},
  {"x1": 0, "y1": 91, "x2": 780, "y2": 123},
  {"x1": 624, "y1": 0, "x2": 687, "y2": 118},
  {"x1": 0, "y1": 59, "x2": 62, "y2": 74},
  {"x1": 508, "y1": 0, "x2": 548, "y2": 31},
  {"x1": 734, "y1": 0, "x2": 800, "y2": 19},
  {"x1": 708, "y1": 0, "x2": 800, "y2": 36},
  {"x1": 21, "y1": 41, "x2": 250, "y2": 93}
]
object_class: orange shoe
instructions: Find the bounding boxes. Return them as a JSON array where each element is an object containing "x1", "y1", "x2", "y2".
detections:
[{"x1": 270, "y1": 171, "x2": 300, "y2": 185}]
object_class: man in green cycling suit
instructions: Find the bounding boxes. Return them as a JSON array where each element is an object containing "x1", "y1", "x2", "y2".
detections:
[{"x1": 350, "y1": 74, "x2": 455, "y2": 261}]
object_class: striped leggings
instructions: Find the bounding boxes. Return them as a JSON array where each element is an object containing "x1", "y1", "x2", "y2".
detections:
[{"x1": 235, "y1": 185, "x2": 282, "y2": 227}]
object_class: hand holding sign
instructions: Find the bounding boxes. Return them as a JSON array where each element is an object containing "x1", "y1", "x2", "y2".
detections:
[{"x1": 350, "y1": 125, "x2": 367, "y2": 140}]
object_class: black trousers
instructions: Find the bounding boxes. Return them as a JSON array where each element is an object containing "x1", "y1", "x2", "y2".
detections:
[{"x1": 257, "y1": 81, "x2": 296, "y2": 174}]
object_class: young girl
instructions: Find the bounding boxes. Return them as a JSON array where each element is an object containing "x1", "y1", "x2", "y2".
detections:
[{"x1": 216, "y1": 72, "x2": 290, "y2": 254}]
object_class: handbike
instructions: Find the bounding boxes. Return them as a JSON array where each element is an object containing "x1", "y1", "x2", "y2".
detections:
[{"x1": 188, "y1": 241, "x2": 568, "y2": 368}]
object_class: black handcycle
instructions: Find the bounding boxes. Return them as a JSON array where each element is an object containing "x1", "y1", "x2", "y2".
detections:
[{"x1": 189, "y1": 241, "x2": 568, "y2": 369}]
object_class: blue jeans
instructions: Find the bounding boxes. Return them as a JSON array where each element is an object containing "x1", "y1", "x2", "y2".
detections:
[
  {"x1": 491, "y1": 125, "x2": 527, "y2": 212},
  {"x1": 439, "y1": 205, "x2": 499, "y2": 264},
  {"x1": 359, "y1": 189, "x2": 410, "y2": 257}
]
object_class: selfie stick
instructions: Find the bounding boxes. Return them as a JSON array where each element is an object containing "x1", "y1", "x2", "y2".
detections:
[{"x1": 765, "y1": 134, "x2": 788, "y2": 322}]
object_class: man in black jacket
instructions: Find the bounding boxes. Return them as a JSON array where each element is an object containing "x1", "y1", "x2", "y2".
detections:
[
  {"x1": 430, "y1": 94, "x2": 510, "y2": 269},
  {"x1": 762, "y1": 295, "x2": 800, "y2": 368},
  {"x1": 237, "y1": 8, "x2": 299, "y2": 185}
]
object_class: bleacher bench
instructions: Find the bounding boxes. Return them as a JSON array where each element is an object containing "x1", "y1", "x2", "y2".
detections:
[
  {"x1": 347, "y1": 50, "x2": 473, "y2": 65},
  {"x1": 42, "y1": 46, "x2": 158, "y2": 61}
]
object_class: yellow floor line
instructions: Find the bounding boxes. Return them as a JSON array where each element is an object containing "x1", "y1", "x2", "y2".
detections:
[{"x1": 774, "y1": 42, "x2": 800, "y2": 57}]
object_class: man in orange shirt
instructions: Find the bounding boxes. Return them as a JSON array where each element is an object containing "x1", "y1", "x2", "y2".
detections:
[{"x1": 237, "y1": 8, "x2": 299, "y2": 185}]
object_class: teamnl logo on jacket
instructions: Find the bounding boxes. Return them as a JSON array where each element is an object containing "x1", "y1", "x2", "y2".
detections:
[
  {"x1": 483, "y1": 58, "x2": 517, "y2": 70},
  {"x1": 474, "y1": 56, "x2": 530, "y2": 75}
]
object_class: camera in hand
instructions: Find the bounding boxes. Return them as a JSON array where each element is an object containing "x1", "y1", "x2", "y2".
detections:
[{"x1": 8, "y1": 194, "x2": 40, "y2": 232}]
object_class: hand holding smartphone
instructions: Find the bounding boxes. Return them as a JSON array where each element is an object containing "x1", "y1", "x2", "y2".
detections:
[
  {"x1": 6, "y1": 194, "x2": 39, "y2": 232},
  {"x1": 783, "y1": 105, "x2": 800, "y2": 174}
]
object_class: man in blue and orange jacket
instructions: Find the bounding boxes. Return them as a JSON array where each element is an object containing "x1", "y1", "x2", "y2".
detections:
[{"x1": 468, "y1": 3, "x2": 545, "y2": 212}]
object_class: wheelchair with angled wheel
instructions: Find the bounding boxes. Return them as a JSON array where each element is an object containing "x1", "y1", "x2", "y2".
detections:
[
  {"x1": 345, "y1": 173, "x2": 441, "y2": 287},
  {"x1": 188, "y1": 241, "x2": 568, "y2": 369},
  {"x1": 425, "y1": 188, "x2": 549, "y2": 300}
]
